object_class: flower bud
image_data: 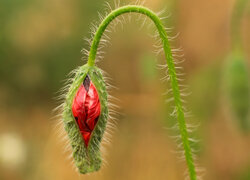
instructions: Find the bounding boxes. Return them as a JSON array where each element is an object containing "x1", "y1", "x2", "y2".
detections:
[{"x1": 62, "y1": 65, "x2": 108, "y2": 173}]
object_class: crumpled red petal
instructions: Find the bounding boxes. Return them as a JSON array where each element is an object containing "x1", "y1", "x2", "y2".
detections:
[{"x1": 72, "y1": 75, "x2": 101, "y2": 147}]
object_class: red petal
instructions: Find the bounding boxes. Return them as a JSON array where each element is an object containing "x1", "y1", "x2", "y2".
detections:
[{"x1": 72, "y1": 77, "x2": 101, "y2": 147}]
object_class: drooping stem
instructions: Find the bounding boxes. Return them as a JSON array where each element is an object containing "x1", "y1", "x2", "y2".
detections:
[
  {"x1": 231, "y1": 0, "x2": 249, "y2": 51},
  {"x1": 87, "y1": 5, "x2": 197, "y2": 180}
]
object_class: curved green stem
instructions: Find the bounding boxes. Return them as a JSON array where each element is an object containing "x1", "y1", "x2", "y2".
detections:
[
  {"x1": 231, "y1": 0, "x2": 249, "y2": 51},
  {"x1": 87, "y1": 5, "x2": 197, "y2": 180}
]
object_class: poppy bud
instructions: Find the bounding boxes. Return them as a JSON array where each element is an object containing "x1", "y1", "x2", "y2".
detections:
[{"x1": 62, "y1": 65, "x2": 108, "y2": 174}]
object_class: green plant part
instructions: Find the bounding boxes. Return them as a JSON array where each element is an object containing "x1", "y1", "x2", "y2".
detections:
[
  {"x1": 62, "y1": 65, "x2": 108, "y2": 173},
  {"x1": 61, "y1": 5, "x2": 198, "y2": 180},
  {"x1": 224, "y1": 0, "x2": 250, "y2": 132},
  {"x1": 231, "y1": 0, "x2": 249, "y2": 51},
  {"x1": 225, "y1": 51, "x2": 250, "y2": 131}
]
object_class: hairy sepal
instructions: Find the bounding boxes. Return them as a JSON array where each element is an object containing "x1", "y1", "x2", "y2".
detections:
[{"x1": 62, "y1": 64, "x2": 108, "y2": 174}]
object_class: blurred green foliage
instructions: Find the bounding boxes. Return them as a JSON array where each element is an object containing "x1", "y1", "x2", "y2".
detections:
[
  {"x1": 224, "y1": 52, "x2": 250, "y2": 132},
  {"x1": 0, "y1": 0, "x2": 115, "y2": 106},
  {"x1": 189, "y1": 62, "x2": 221, "y2": 122}
]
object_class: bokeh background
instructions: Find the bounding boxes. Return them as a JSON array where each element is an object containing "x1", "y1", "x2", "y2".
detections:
[{"x1": 0, "y1": 0, "x2": 249, "y2": 179}]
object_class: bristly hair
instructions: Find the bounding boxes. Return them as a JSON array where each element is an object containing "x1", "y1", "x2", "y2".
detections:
[
  {"x1": 53, "y1": 1, "x2": 204, "y2": 178},
  {"x1": 155, "y1": 28, "x2": 206, "y2": 180},
  {"x1": 154, "y1": 19, "x2": 206, "y2": 180}
]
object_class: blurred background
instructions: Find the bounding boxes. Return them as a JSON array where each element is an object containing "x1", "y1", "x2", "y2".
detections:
[{"x1": 0, "y1": 0, "x2": 249, "y2": 179}]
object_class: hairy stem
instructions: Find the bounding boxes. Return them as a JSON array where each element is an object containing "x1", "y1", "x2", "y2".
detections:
[{"x1": 87, "y1": 5, "x2": 197, "y2": 180}]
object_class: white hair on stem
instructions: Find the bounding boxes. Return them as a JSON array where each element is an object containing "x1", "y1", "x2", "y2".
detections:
[
  {"x1": 152, "y1": 17, "x2": 204, "y2": 178},
  {"x1": 52, "y1": 1, "x2": 204, "y2": 178}
]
